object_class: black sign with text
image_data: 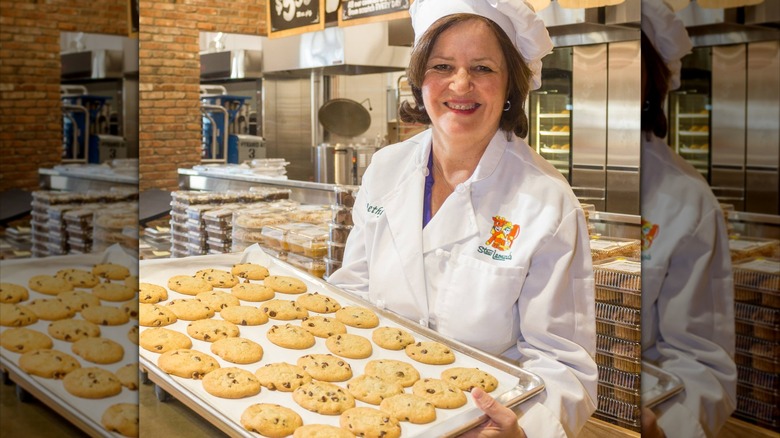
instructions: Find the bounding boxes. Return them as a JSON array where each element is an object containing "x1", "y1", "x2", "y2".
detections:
[
  {"x1": 341, "y1": 0, "x2": 409, "y2": 22},
  {"x1": 270, "y1": 0, "x2": 322, "y2": 33}
]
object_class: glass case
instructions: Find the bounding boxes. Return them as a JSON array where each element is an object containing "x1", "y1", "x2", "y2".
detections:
[
  {"x1": 530, "y1": 47, "x2": 573, "y2": 182},
  {"x1": 668, "y1": 47, "x2": 711, "y2": 181}
]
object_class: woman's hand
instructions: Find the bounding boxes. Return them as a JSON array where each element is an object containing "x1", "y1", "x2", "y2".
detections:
[
  {"x1": 641, "y1": 407, "x2": 665, "y2": 438},
  {"x1": 457, "y1": 388, "x2": 526, "y2": 438}
]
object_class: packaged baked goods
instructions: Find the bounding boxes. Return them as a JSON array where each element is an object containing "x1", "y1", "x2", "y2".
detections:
[
  {"x1": 288, "y1": 205, "x2": 330, "y2": 225},
  {"x1": 589, "y1": 237, "x2": 641, "y2": 262},
  {"x1": 327, "y1": 241, "x2": 345, "y2": 261},
  {"x1": 734, "y1": 394, "x2": 780, "y2": 430},
  {"x1": 328, "y1": 223, "x2": 352, "y2": 244},
  {"x1": 732, "y1": 258, "x2": 779, "y2": 308},
  {"x1": 324, "y1": 257, "x2": 342, "y2": 279},
  {"x1": 729, "y1": 237, "x2": 780, "y2": 262},
  {"x1": 597, "y1": 335, "x2": 640, "y2": 372},
  {"x1": 334, "y1": 186, "x2": 358, "y2": 207},
  {"x1": 736, "y1": 335, "x2": 779, "y2": 373},
  {"x1": 595, "y1": 395, "x2": 640, "y2": 432},
  {"x1": 233, "y1": 209, "x2": 288, "y2": 230},
  {"x1": 597, "y1": 365, "x2": 640, "y2": 392},
  {"x1": 286, "y1": 225, "x2": 328, "y2": 258},
  {"x1": 593, "y1": 258, "x2": 641, "y2": 308},
  {"x1": 734, "y1": 303, "x2": 779, "y2": 342},
  {"x1": 247, "y1": 186, "x2": 292, "y2": 201},
  {"x1": 737, "y1": 366, "x2": 779, "y2": 394},
  {"x1": 258, "y1": 222, "x2": 310, "y2": 250},
  {"x1": 330, "y1": 205, "x2": 353, "y2": 226},
  {"x1": 203, "y1": 208, "x2": 238, "y2": 229},
  {"x1": 285, "y1": 252, "x2": 326, "y2": 278},
  {"x1": 206, "y1": 237, "x2": 232, "y2": 253}
]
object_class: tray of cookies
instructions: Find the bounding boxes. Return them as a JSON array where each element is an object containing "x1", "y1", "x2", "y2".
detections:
[
  {"x1": 0, "y1": 245, "x2": 139, "y2": 437},
  {"x1": 137, "y1": 245, "x2": 544, "y2": 438}
]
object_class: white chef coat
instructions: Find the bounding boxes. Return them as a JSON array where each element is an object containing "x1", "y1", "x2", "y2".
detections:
[
  {"x1": 641, "y1": 133, "x2": 737, "y2": 438},
  {"x1": 328, "y1": 129, "x2": 597, "y2": 438}
]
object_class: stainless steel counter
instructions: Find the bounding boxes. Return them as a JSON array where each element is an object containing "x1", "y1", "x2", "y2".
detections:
[
  {"x1": 39, "y1": 168, "x2": 138, "y2": 191},
  {"x1": 178, "y1": 168, "x2": 357, "y2": 205},
  {"x1": 178, "y1": 168, "x2": 642, "y2": 238}
]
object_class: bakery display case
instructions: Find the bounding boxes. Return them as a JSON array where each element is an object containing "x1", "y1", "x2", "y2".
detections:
[
  {"x1": 530, "y1": 47, "x2": 573, "y2": 182},
  {"x1": 668, "y1": 88, "x2": 710, "y2": 180}
]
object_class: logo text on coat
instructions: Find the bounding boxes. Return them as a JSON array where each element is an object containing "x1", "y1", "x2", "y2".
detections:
[{"x1": 477, "y1": 216, "x2": 519, "y2": 261}]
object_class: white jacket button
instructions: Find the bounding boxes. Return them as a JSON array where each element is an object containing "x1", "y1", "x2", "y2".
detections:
[
  {"x1": 435, "y1": 248, "x2": 443, "y2": 256},
  {"x1": 456, "y1": 184, "x2": 466, "y2": 193},
  {"x1": 422, "y1": 167, "x2": 429, "y2": 176}
]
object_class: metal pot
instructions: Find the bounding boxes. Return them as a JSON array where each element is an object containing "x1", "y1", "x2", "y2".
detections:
[{"x1": 314, "y1": 143, "x2": 355, "y2": 185}]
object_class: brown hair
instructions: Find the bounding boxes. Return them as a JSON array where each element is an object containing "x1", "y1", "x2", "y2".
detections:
[
  {"x1": 398, "y1": 14, "x2": 533, "y2": 138},
  {"x1": 641, "y1": 31, "x2": 671, "y2": 138}
]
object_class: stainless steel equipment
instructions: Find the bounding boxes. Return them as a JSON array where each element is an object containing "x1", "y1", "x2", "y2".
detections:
[
  {"x1": 313, "y1": 98, "x2": 373, "y2": 184},
  {"x1": 534, "y1": 0, "x2": 641, "y2": 215},
  {"x1": 669, "y1": 2, "x2": 780, "y2": 214},
  {"x1": 200, "y1": 50, "x2": 263, "y2": 80},
  {"x1": 314, "y1": 143, "x2": 354, "y2": 185},
  {"x1": 355, "y1": 144, "x2": 378, "y2": 185}
]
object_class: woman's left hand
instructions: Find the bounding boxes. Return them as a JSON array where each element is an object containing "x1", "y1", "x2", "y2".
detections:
[{"x1": 457, "y1": 388, "x2": 527, "y2": 438}]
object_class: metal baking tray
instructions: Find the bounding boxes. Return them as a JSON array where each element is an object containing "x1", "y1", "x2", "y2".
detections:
[
  {"x1": 641, "y1": 362, "x2": 684, "y2": 409},
  {"x1": 0, "y1": 245, "x2": 138, "y2": 438},
  {"x1": 138, "y1": 245, "x2": 545, "y2": 437}
]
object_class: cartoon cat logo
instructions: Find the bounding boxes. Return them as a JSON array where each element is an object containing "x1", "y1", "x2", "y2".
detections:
[
  {"x1": 641, "y1": 220, "x2": 660, "y2": 251},
  {"x1": 486, "y1": 216, "x2": 520, "y2": 252}
]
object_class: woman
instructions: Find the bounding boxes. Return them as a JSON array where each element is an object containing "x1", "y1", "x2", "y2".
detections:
[
  {"x1": 328, "y1": 1, "x2": 597, "y2": 437},
  {"x1": 640, "y1": 1, "x2": 736, "y2": 437}
]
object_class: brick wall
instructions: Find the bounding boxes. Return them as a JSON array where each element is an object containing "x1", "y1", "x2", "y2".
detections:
[
  {"x1": 0, "y1": 0, "x2": 129, "y2": 191},
  {"x1": 138, "y1": 0, "x2": 267, "y2": 191}
]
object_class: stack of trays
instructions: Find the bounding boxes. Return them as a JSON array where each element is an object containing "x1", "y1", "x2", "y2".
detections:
[
  {"x1": 592, "y1": 257, "x2": 642, "y2": 432},
  {"x1": 731, "y1": 258, "x2": 779, "y2": 432},
  {"x1": 326, "y1": 186, "x2": 358, "y2": 279}
]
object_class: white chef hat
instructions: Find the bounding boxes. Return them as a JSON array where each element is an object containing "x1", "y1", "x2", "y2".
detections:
[
  {"x1": 641, "y1": 0, "x2": 693, "y2": 90},
  {"x1": 409, "y1": 0, "x2": 553, "y2": 90}
]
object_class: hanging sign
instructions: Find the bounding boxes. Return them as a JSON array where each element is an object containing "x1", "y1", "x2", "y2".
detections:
[
  {"x1": 338, "y1": 0, "x2": 410, "y2": 27},
  {"x1": 268, "y1": 0, "x2": 326, "y2": 38}
]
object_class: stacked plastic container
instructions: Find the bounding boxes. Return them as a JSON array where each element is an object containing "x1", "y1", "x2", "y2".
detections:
[
  {"x1": 592, "y1": 257, "x2": 643, "y2": 432},
  {"x1": 240, "y1": 204, "x2": 330, "y2": 278},
  {"x1": 29, "y1": 190, "x2": 138, "y2": 257},
  {"x1": 169, "y1": 189, "x2": 291, "y2": 258},
  {"x1": 92, "y1": 205, "x2": 139, "y2": 253},
  {"x1": 232, "y1": 204, "x2": 299, "y2": 254},
  {"x1": 731, "y1": 256, "x2": 779, "y2": 432},
  {"x1": 326, "y1": 186, "x2": 358, "y2": 279},
  {"x1": 589, "y1": 236, "x2": 642, "y2": 262}
]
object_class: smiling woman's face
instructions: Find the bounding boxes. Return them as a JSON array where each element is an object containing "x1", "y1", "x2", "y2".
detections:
[{"x1": 421, "y1": 18, "x2": 509, "y2": 145}]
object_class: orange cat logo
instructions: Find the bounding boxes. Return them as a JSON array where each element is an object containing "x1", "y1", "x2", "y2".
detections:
[
  {"x1": 641, "y1": 220, "x2": 659, "y2": 251},
  {"x1": 486, "y1": 216, "x2": 520, "y2": 252}
]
